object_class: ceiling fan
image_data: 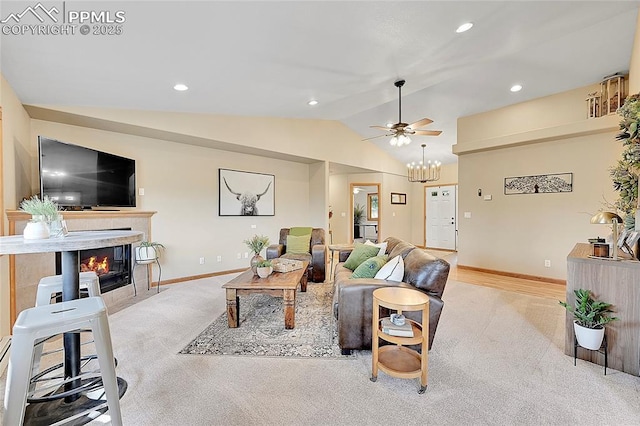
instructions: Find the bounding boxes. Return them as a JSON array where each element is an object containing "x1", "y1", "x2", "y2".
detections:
[{"x1": 366, "y1": 79, "x2": 442, "y2": 146}]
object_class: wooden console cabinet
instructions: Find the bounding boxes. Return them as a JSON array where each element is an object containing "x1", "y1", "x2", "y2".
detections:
[{"x1": 566, "y1": 243, "x2": 640, "y2": 376}]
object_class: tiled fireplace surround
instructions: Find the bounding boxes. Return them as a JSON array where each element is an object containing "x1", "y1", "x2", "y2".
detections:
[{"x1": 6, "y1": 210, "x2": 156, "y2": 326}]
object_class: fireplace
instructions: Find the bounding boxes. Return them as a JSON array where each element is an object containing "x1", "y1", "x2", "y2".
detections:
[{"x1": 56, "y1": 230, "x2": 133, "y2": 294}]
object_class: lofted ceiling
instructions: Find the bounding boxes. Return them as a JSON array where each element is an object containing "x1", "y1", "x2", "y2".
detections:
[{"x1": 1, "y1": 1, "x2": 639, "y2": 168}]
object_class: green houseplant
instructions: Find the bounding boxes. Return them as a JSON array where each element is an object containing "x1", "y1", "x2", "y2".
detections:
[
  {"x1": 353, "y1": 203, "x2": 365, "y2": 239},
  {"x1": 136, "y1": 241, "x2": 165, "y2": 263},
  {"x1": 611, "y1": 93, "x2": 640, "y2": 231},
  {"x1": 19, "y1": 195, "x2": 62, "y2": 239},
  {"x1": 559, "y1": 289, "x2": 618, "y2": 350},
  {"x1": 256, "y1": 259, "x2": 273, "y2": 278},
  {"x1": 244, "y1": 234, "x2": 270, "y2": 275}
]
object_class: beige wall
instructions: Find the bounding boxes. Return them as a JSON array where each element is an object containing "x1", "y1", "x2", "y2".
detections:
[
  {"x1": 0, "y1": 76, "x2": 31, "y2": 335},
  {"x1": 328, "y1": 174, "x2": 349, "y2": 244},
  {"x1": 30, "y1": 119, "x2": 316, "y2": 280},
  {"x1": 629, "y1": 11, "x2": 640, "y2": 93},
  {"x1": 456, "y1": 86, "x2": 623, "y2": 280}
]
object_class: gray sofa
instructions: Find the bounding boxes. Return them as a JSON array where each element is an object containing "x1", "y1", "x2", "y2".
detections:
[{"x1": 333, "y1": 237, "x2": 450, "y2": 354}]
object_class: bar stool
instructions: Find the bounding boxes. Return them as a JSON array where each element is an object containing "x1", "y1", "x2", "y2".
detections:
[
  {"x1": 31, "y1": 271, "x2": 102, "y2": 393},
  {"x1": 4, "y1": 297, "x2": 123, "y2": 426},
  {"x1": 36, "y1": 271, "x2": 101, "y2": 306}
]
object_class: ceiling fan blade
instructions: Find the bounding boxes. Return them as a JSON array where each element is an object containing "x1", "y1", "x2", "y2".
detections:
[
  {"x1": 407, "y1": 117, "x2": 433, "y2": 129},
  {"x1": 370, "y1": 125, "x2": 391, "y2": 131},
  {"x1": 362, "y1": 134, "x2": 392, "y2": 141},
  {"x1": 413, "y1": 130, "x2": 442, "y2": 136}
]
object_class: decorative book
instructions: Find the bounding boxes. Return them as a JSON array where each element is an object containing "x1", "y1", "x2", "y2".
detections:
[{"x1": 381, "y1": 318, "x2": 414, "y2": 337}]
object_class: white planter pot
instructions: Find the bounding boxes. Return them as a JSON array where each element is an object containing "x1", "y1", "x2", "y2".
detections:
[
  {"x1": 135, "y1": 246, "x2": 158, "y2": 264},
  {"x1": 257, "y1": 266, "x2": 273, "y2": 278},
  {"x1": 23, "y1": 221, "x2": 50, "y2": 240},
  {"x1": 574, "y1": 321, "x2": 605, "y2": 350}
]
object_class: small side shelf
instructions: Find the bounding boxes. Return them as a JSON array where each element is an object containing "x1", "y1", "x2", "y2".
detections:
[
  {"x1": 377, "y1": 318, "x2": 423, "y2": 346},
  {"x1": 371, "y1": 287, "x2": 430, "y2": 394}
]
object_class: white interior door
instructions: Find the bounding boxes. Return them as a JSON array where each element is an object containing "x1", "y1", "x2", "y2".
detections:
[{"x1": 425, "y1": 185, "x2": 457, "y2": 250}]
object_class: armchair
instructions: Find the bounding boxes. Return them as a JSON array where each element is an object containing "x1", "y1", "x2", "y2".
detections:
[{"x1": 266, "y1": 228, "x2": 326, "y2": 282}]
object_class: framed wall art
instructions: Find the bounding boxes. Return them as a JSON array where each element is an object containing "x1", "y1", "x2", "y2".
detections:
[
  {"x1": 219, "y1": 168, "x2": 275, "y2": 216},
  {"x1": 504, "y1": 172, "x2": 573, "y2": 195},
  {"x1": 390, "y1": 192, "x2": 407, "y2": 204}
]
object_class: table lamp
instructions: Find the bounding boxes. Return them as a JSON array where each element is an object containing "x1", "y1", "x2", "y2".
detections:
[{"x1": 590, "y1": 212, "x2": 623, "y2": 260}]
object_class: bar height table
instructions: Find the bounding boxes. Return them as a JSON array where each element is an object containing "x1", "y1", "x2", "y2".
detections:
[{"x1": 0, "y1": 230, "x2": 143, "y2": 419}]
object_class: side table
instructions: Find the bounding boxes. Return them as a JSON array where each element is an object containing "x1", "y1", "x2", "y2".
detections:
[{"x1": 371, "y1": 287, "x2": 430, "y2": 393}]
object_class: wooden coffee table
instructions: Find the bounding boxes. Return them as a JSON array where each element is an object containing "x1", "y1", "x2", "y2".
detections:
[{"x1": 222, "y1": 261, "x2": 309, "y2": 329}]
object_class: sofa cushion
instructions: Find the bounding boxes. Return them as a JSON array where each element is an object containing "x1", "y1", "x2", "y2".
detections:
[
  {"x1": 289, "y1": 227, "x2": 313, "y2": 236},
  {"x1": 364, "y1": 240, "x2": 387, "y2": 256},
  {"x1": 343, "y1": 243, "x2": 381, "y2": 271},
  {"x1": 351, "y1": 255, "x2": 388, "y2": 279},
  {"x1": 374, "y1": 255, "x2": 404, "y2": 282},
  {"x1": 388, "y1": 240, "x2": 415, "y2": 259},
  {"x1": 286, "y1": 234, "x2": 311, "y2": 254},
  {"x1": 281, "y1": 252, "x2": 312, "y2": 263},
  {"x1": 403, "y1": 248, "x2": 450, "y2": 297}
]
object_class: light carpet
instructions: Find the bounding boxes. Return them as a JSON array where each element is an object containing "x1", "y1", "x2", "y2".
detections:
[
  {"x1": 2, "y1": 274, "x2": 639, "y2": 425},
  {"x1": 180, "y1": 282, "x2": 351, "y2": 358}
]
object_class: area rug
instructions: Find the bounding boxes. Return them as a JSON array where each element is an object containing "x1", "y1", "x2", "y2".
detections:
[{"x1": 179, "y1": 282, "x2": 353, "y2": 359}]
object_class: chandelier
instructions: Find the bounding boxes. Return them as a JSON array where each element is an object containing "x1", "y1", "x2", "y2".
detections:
[{"x1": 407, "y1": 144, "x2": 441, "y2": 182}]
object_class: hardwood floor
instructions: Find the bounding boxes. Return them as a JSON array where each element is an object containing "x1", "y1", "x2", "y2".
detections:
[{"x1": 445, "y1": 253, "x2": 566, "y2": 301}]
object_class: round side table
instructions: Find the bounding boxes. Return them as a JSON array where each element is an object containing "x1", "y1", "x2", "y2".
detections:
[{"x1": 371, "y1": 287, "x2": 430, "y2": 393}]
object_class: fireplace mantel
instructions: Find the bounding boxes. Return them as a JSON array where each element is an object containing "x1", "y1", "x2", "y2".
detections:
[{"x1": 6, "y1": 210, "x2": 156, "y2": 327}]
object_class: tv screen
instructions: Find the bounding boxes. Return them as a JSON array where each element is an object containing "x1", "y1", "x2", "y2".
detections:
[{"x1": 38, "y1": 137, "x2": 136, "y2": 209}]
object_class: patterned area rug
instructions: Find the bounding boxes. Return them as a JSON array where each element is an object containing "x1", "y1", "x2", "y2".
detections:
[{"x1": 180, "y1": 282, "x2": 353, "y2": 358}]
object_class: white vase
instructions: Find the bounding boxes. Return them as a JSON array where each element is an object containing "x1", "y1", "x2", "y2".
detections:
[
  {"x1": 135, "y1": 246, "x2": 158, "y2": 264},
  {"x1": 23, "y1": 220, "x2": 50, "y2": 240},
  {"x1": 257, "y1": 266, "x2": 273, "y2": 278},
  {"x1": 574, "y1": 321, "x2": 605, "y2": 350}
]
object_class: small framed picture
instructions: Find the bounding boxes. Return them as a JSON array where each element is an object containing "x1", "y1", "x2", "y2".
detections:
[{"x1": 390, "y1": 193, "x2": 406, "y2": 205}]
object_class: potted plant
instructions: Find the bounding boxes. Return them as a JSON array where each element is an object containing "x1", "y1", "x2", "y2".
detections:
[
  {"x1": 256, "y1": 259, "x2": 273, "y2": 278},
  {"x1": 353, "y1": 203, "x2": 365, "y2": 239},
  {"x1": 19, "y1": 195, "x2": 61, "y2": 239},
  {"x1": 135, "y1": 241, "x2": 165, "y2": 264},
  {"x1": 244, "y1": 234, "x2": 270, "y2": 275},
  {"x1": 559, "y1": 289, "x2": 619, "y2": 350}
]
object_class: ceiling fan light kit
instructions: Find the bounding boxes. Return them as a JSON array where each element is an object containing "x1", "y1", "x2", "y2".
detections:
[
  {"x1": 367, "y1": 79, "x2": 442, "y2": 147},
  {"x1": 408, "y1": 144, "x2": 441, "y2": 183}
]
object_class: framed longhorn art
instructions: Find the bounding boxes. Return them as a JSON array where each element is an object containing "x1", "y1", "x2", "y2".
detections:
[{"x1": 219, "y1": 168, "x2": 275, "y2": 216}]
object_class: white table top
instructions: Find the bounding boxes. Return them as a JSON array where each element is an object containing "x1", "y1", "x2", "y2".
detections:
[{"x1": 0, "y1": 230, "x2": 144, "y2": 255}]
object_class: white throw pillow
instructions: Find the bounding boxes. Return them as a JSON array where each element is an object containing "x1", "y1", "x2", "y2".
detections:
[
  {"x1": 365, "y1": 239, "x2": 387, "y2": 257},
  {"x1": 374, "y1": 255, "x2": 404, "y2": 282}
]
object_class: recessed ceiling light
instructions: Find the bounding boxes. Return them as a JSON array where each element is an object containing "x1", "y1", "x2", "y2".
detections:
[
  {"x1": 510, "y1": 84, "x2": 523, "y2": 92},
  {"x1": 456, "y1": 22, "x2": 473, "y2": 33},
  {"x1": 308, "y1": 99, "x2": 318, "y2": 106},
  {"x1": 173, "y1": 83, "x2": 188, "y2": 91}
]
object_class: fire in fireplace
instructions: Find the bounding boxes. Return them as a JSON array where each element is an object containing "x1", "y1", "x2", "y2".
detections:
[{"x1": 56, "y1": 230, "x2": 133, "y2": 294}]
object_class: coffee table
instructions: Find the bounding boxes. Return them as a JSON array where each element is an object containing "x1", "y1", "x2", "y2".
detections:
[{"x1": 222, "y1": 261, "x2": 309, "y2": 329}]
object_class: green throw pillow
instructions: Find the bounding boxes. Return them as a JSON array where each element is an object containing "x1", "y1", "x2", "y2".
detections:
[
  {"x1": 289, "y1": 227, "x2": 313, "y2": 237},
  {"x1": 351, "y1": 255, "x2": 388, "y2": 279},
  {"x1": 343, "y1": 243, "x2": 381, "y2": 271},
  {"x1": 286, "y1": 234, "x2": 311, "y2": 254}
]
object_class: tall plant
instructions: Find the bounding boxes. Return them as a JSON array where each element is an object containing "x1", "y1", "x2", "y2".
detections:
[{"x1": 611, "y1": 93, "x2": 640, "y2": 230}]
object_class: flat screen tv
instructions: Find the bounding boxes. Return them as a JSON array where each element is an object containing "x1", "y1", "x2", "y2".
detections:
[{"x1": 38, "y1": 136, "x2": 136, "y2": 209}]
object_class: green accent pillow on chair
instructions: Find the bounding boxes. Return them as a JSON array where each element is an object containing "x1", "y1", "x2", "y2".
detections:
[
  {"x1": 351, "y1": 255, "x2": 388, "y2": 279},
  {"x1": 289, "y1": 227, "x2": 313, "y2": 237},
  {"x1": 286, "y1": 234, "x2": 311, "y2": 254},
  {"x1": 343, "y1": 243, "x2": 381, "y2": 271}
]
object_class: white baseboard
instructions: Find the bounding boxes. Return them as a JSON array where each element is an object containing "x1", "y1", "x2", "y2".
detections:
[{"x1": 0, "y1": 336, "x2": 11, "y2": 375}]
